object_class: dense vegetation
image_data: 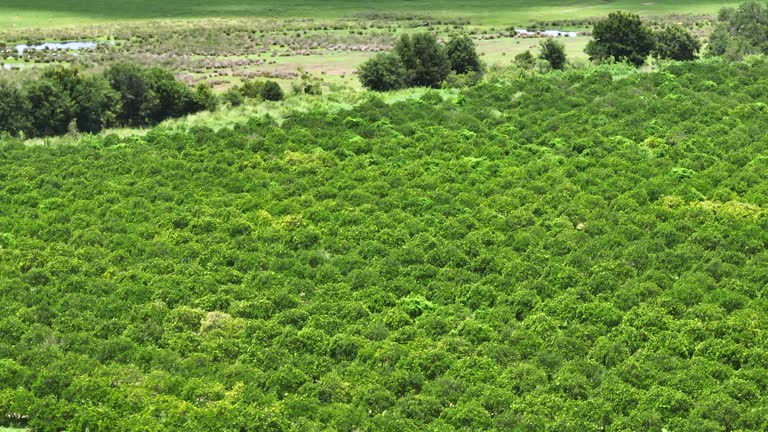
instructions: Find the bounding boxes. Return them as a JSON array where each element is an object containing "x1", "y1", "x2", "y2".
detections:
[
  {"x1": 358, "y1": 33, "x2": 482, "y2": 91},
  {"x1": 653, "y1": 25, "x2": 703, "y2": 61},
  {"x1": 586, "y1": 11, "x2": 656, "y2": 66},
  {"x1": 585, "y1": 11, "x2": 702, "y2": 66},
  {"x1": 2, "y1": 57, "x2": 768, "y2": 431},
  {"x1": 0, "y1": 63, "x2": 215, "y2": 138},
  {"x1": 708, "y1": 0, "x2": 768, "y2": 59},
  {"x1": 539, "y1": 39, "x2": 567, "y2": 70}
]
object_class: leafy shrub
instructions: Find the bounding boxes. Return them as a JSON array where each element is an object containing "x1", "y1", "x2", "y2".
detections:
[
  {"x1": 708, "y1": 1, "x2": 768, "y2": 59},
  {"x1": 445, "y1": 34, "x2": 483, "y2": 75},
  {"x1": 260, "y1": 80, "x2": 285, "y2": 101},
  {"x1": 585, "y1": 11, "x2": 655, "y2": 66},
  {"x1": 395, "y1": 32, "x2": 451, "y2": 88},
  {"x1": 539, "y1": 38, "x2": 567, "y2": 70},
  {"x1": 653, "y1": 26, "x2": 701, "y2": 61},
  {"x1": 358, "y1": 52, "x2": 407, "y2": 91}
]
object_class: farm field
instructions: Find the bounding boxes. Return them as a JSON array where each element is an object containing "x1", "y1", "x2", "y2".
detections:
[
  {"x1": 2, "y1": 58, "x2": 768, "y2": 431},
  {"x1": 5, "y1": 1, "x2": 768, "y2": 431},
  {"x1": 0, "y1": 0, "x2": 745, "y2": 28},
  {"x1": 0, "y1": 0, "x2": 728, "y2": 92}
]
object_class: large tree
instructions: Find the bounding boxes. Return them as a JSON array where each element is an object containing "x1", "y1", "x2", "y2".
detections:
[
  {"x1": 445, "y1": 34, "x2": 483, "y2": 75},
  {"x1": 539, "y1": 38, "x2": 567, "y2": 70},
  {"x1": 0, "y1": 81, "x2": 32, "y2": 137},
  {"x1": 653, "y1": 26, "x2": 701, "y2": 61},
  {"x1": 585, "y1": 11, "x2": 655, "y2": 67},
  {"x1": 24, "y1": 67, "x2": 116, "y2": 136},
  {"x1": 708, "y1": 1, "x2": 768, "y2": 59},
  {"x1": 395, "y1": 33, "x2": 451, "y2": 88},
  {"x1": 358, "y1": 52, "x2": 407, "y2": 91}
]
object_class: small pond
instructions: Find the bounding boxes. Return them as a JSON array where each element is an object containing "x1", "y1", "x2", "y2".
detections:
[
  {"x1": 15, "y1": 41, "x2": 98, "y2": 56},
  {"x1": 515, "y1": 29, "x2": 579, "y2": 38}
]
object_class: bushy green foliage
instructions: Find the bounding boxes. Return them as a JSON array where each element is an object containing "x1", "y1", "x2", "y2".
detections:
[
  {"x1": 395, "y1": 33, "x2": 451, "y2": 88},
  {"x1": 444, "y1": 34, "x2": 483, "y2": 75},
  {"x1": 0, "y1": 81, "x2": 32, "y2": 137},
  {"x1": 239, "y1": 79, "x2": 267, "y2": 98},
  {"x1": 359, "y1": 32, "x2": 484, "y2": 91},
  {"x1": 585, "y1": 11, "x2": 655, "y2": 66},
  {"x1": 539, "y1": 38, "x2": 567, "y2": 70},
  {"x1": 0, "y1": 63, "x2": 214, "y2": 138},
  {"x1": 708, "y1": 1, "x2": 768, "y2": 59},
  {"x1": 358, "y1": 52, "x2": 407, "y2": 91},
  {"x1": 261, "y1": 80, "x2": 285, "y2": 101},
  {"x1": 653, "y1": 25, "x2": 701, "y2": 61},
  {"x1": 24, "y1": 66, "x2": 117, "y2": 136},
  {"x1": 2, "y1": 59, "x2": 768, "y2": 431},
  {"x1": 514, "y1": 50, "x2": 536, "y2": 69}
]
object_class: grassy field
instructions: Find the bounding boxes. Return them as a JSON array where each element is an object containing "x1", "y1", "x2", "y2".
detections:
[
  {"x1": 0, "y1": 0, "x2": 733, "y2": 92},
  {"x1": 0, "y1": 0, "x2": 742, "y2": 29}
]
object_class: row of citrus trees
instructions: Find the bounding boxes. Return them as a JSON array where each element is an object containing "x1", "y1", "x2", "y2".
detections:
[{"x1": 1, "y1": 57, "x2": 768, "y2": 431}]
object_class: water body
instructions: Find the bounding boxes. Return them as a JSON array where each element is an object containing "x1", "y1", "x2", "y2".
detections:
[
  {"x1": 515, "y1": 29, "x2": 579, "y2": 38},
  {"x1": 15, "y1": 41, "x2": 97, "y2": 56}
]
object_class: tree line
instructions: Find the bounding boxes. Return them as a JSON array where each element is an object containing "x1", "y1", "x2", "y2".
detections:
[
  {"x1": 359, "y1": 2, "x2": 768, "y2": 91},
  {"x1": 357, "y1": 33, "x2": 483, "y2": 91},
  {"x1": 580, "y1": 2, "x2": 768, "y2": 67},
  {"x1": 0, "y1": 63, "x2": 217, "y2": 138}
]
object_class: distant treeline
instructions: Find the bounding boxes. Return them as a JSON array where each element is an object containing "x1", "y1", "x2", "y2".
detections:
[{"x1": 0, "y1": 63, "x2": 217, "y2": 138}]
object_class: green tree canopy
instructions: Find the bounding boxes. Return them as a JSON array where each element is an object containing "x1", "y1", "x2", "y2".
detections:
[
  {"x1": 0, "y1": 81, "x2": 32, "y2": 137},
  {"x1": 585, "y1": 11, "x2": 655, "y2": 67},
  {"x1": 261, "y1": 80, "x2": 285, "y2": 101},
  {"x1": 653, "y1": 25, "x2": 701, "y2": 61},
  {"x1": 395, "y1": 33, "x2": 451, "y2": 88},
  {"x1": 445, "y1": 34, "x2": 483, "y2": 75},
  {"x1": 539, "y1": 38, "x2": 567, "y2": 70},
  {"x1": 708, "y1": 1, "x2": 768, "y2": 59},
  {"x1": 358, "y1": 52, "x2": 407, "y2": 91}
]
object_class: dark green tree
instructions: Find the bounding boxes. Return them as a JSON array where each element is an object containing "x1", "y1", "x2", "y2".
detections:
[
  {"x1": 144, "y1": 67, "x2": 197, "y2": 121},
  {"x1": 585, "y1": 11, "x2": 655, "y2": 66},
  {"x1": 653, "y1": 26, "x2": 701, "y2": 61},
  {"x1": 358, "y1": 52, "x2": 407, "y2": 91},
  {"x1": 25, "y1": 69, "x2": 77, "y2": 137},
  {"x1": 707, "y1": 1, "x2": 768, "y2": 59},
  {"x1": 72, "y1": 73, "x2": 119, "y2": 133},
  {"x1": 395, "y1": 33, "x2": 451, "y2": 88},
  {"x1": 261, "y1": 80, "x2": 285, "y2": 101},
  {"x1": 539, "y1": 38, "x2": 567, "y2": 70},
  {"x1": 0, "y1": 81, "x2": 32, "y2": 137},
  {"x1": 192, "y1": 84, "x2": 218, "y2": 112},
  {"x1": 26, "y1": 67, "x2": 117, "y2": 136},
  {"x1": 104, "y1": 62, "x2": 153, "y2": 127},
  {"x1": 105, "y1": 62, "x2": 205, "y2": 126},
  {"x1": 240, "y1": 80, "x2": 266, "y2": 98},
  {"x1": 445, "y1": 34, "x2": 483, "y2": 75}
]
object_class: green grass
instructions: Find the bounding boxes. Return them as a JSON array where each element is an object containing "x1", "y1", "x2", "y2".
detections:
[
  {"x1": 477, "y1": 36, "x2": 592, "y2": 66},
  {"x1": 0, "y1": 0, "x2": 742, "y2": 29}
]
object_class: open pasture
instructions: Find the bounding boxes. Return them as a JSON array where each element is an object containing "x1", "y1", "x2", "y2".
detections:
[
  {"x1": 0, "y1": 0, "x2": 743, "y2": 29},
  {"x1": 0, "y1": 0, "x2": 731, "y2": 91}
]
